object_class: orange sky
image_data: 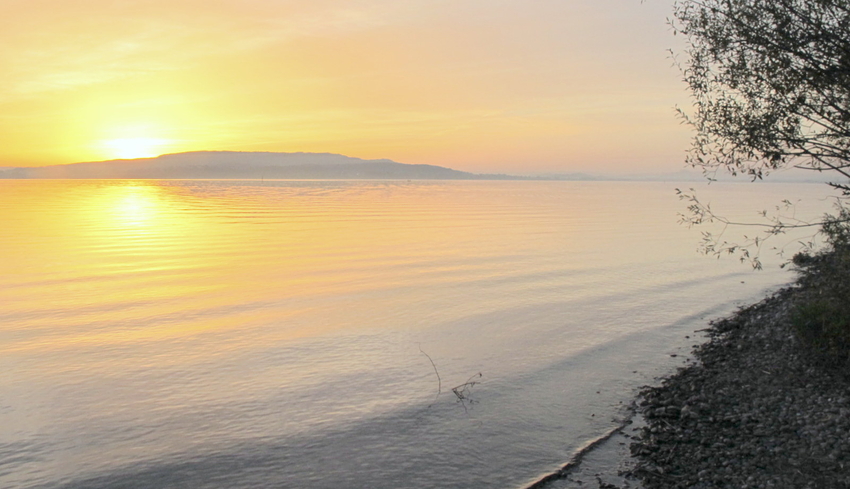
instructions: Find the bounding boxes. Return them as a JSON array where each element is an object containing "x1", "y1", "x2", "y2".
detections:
[{"x1": 1, "y1": 0, "x2": 690, "y2": 174}]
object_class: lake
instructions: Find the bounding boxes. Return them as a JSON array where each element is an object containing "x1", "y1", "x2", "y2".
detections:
[{"x1": 0, "y1": 179, "x2": 831, "y2": 488}]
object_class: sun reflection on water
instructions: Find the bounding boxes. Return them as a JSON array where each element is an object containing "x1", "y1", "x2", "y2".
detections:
[{"x1": 105, "y1": 184, "x2": 162, "y2": 228}]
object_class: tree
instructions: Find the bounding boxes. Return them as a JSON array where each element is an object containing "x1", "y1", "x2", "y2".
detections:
[{"x1": 672, "y1": 0, "x2": 850, "y2": 267}]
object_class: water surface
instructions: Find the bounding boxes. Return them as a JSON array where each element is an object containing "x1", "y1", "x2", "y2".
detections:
[{"x1": 0, "y1": 180, "x2": 829, "y2": 488}]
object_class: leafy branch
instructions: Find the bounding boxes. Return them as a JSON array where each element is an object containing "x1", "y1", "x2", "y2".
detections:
[
  {"x1": 669, "y1": 0, "x2": 850, "y2": 266},
  {"x1": 675, "y1": 188, "x2": 849, "y2": 269}
]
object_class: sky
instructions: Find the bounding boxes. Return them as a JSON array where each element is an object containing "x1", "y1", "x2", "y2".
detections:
[{"x1": 0, "y1": 0, "x2": 691, "y2": 174}]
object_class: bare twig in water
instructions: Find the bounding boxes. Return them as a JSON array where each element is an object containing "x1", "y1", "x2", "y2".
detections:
[
  {"x1": 452, "y1": 372, "x2": 483, "y2": 413},
  {"x1": 451, "y1": 372, "x2": 482, "y2": 401},
  {"x1": 418, "y1": 345, "x2": 441, "y2": 402},
  {"x1": 417, "y1": 347, "x2": 483, "y2": 413}
]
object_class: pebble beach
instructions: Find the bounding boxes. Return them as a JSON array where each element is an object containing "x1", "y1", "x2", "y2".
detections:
[
  {"x1": 627, "y1": 280, "x2": 850, "y2": 488},
  {"x1": 538, "y1": 256, "x2": 850, "y2": 489}
]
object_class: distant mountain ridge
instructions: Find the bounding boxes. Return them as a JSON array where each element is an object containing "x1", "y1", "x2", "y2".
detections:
[
  {"x1": 2, "y1": 152, "x2": 833, "y2": 182},
  {"x1": 0, "y1": 151, "x2": 518, "y2": 180}
]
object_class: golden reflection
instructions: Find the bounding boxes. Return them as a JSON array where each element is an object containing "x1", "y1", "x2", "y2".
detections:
[
  {"x1": 107, "y1": 184, "x2": 161, "y2": 228},
  {"x1": 0, "y1": 181, "x2": 593, "y2": 359}
]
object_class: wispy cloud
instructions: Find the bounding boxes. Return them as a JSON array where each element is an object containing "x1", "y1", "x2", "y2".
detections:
[{"x1": 0, "y1": 0, "x2": 440, "y2": 97}]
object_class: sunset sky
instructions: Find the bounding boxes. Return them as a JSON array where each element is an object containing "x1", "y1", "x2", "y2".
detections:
[{"x1": 1, "y1": 0, "x2": 690, "y2": 174}]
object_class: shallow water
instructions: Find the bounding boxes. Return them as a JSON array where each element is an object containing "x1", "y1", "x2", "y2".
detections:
[{"x1": 0, "y1": 179, "x2": 830, "y2": 488}]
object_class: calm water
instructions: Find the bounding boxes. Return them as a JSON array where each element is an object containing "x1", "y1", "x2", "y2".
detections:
[{"x1": 0, "y1": 180, "x2": 830, "y2": 488}]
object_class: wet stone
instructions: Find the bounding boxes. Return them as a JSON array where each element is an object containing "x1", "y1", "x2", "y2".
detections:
[{"x1": 626, "y1": 288, "x2": 850, "y2": 489}]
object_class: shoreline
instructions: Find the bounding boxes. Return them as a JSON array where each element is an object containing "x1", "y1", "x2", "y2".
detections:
[
  {"x1": 527, "y1": 410, "x2": 646, "y2": 489},
  {"x1": 525, "y1": 420, "x2": 638, "y2": 489},
  {"x1": 626, "y1": 283, "x2": 850, "y2": 488},
  {"x1": 533, "y1": 259, "x2": 850, "y2": 488}
]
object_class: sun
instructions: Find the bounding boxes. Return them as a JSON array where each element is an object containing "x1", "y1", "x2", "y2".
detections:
[{"x1": 103, "y1": 138, "x2": 169, "y2": 160}]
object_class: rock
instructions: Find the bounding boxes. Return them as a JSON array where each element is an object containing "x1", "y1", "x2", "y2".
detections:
[{"x1": 625, "y1": 288, "x2": 850, "y2": 488}]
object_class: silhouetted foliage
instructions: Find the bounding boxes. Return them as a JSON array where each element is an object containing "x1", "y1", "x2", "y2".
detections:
[
  {"x1": 791, "y1": 215, "x2": 850, "y2": 370},
  {"x1": 674, "y1": 0, "x2": 850, "y2": 189},
  {"x1": 673, "y1": 0, "x2": 850, "y2": 266}
]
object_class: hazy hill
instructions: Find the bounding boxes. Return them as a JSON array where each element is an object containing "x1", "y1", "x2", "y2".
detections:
[{"x1": 0, "y1": 151, "x2": 517, "y2": 180}]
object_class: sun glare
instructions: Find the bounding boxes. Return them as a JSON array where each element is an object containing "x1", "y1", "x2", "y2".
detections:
[{"x1": 104, "y1": 138, "x2": 168, "y2": 160}]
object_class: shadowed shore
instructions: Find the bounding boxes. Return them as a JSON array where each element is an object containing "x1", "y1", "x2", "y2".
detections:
[
  {"x1": 536, "y1": 249, "x2": 850, "y2": 489},
  {"x1": 625, "y1": 280, "x2": 850, "y2": 488}
]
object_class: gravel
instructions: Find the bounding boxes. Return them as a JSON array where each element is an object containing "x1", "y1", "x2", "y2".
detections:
[{"x1": 628, "y1": 285, "x2": 850, "y2": 488}]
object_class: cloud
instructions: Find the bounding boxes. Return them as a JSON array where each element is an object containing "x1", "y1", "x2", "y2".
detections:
[{"x1": 0, "y1": 0, "x2": 437, "y2": 98}]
